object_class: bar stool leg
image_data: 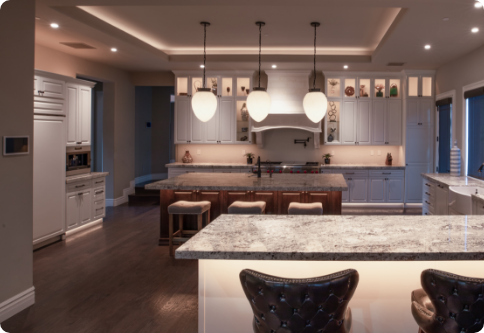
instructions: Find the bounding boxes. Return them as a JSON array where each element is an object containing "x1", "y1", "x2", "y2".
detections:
[
  {"x1": 207, "y1": 210, "x2": 211, "y2": 225},
  {"x1": 197, "y1": 214, "x2": 203, "y2": 231},
  {"x1": 169, "y1": 214, "x2": 174, "y2": 256},
  {"x1": 178, "y1": 214, "x2": 184, "y2": 237}
]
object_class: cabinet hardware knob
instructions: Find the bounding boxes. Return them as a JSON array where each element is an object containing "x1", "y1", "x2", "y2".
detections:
[
  {"x1": 96, "y1": 191, "x2": 104, "y2": 194},
  {"x1": 76, "y1": 142, "x2": 82, "y2": 144},
  {"x1": 75, "y1": 185, "x2": 85, "y2": 188},
  {"x1": 425, "y1": 192, "x2": 430, "y2": 195},
  {"x1": 425, "y1": 201, "x2": 430, "y2": 205},
  {"x1": 96, "y1": 208, "x2": 103, "y2": 211},
  {"x1": 78, "y1": 193, "x2": 83, "y2": 196}
]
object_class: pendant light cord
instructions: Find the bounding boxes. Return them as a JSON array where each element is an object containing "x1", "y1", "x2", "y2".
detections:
[
  {"x1": 258, "y1": 23, "x2": 262, "y2": 88},
  {"x1": 313, "y1": 24, "x2": 317, "y2": 90},
  {"x1": 203, "y1": 23, "x2": 207, "y2": 89}
]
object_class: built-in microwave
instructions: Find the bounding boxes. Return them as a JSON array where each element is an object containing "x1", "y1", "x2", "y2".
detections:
[{"x1": 66, "y1": 146, "x2": 91, "y2": 176}]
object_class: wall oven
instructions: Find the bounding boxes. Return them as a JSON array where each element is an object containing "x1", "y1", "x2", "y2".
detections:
[{"x1": 66, "y1": 146, "x2": 91, "y2": 176}]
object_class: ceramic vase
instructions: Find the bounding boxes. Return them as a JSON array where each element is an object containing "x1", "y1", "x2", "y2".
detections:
[
  {"x1": 327, "y1": 134, "x2": 334, "y2": 143},
  {"x1": 247, "y1": 158, "x2": 253, "y2": 165},
  {"x1": 450, "y1": 141, "x2": 461, "y2": 176},
  {"x1": 182, "y1": 151, "x2": 193, "y2": 163}
]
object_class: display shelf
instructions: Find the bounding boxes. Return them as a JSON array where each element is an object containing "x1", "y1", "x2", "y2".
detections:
[
  {"x1": 236, "y1": 100, "x2": 250, "y2": 143},
  {"x1": 191, "y1": 77, "x2": 203, "y2": 95},
  {"x1": 358, "y1": 78, "x2": 371, "y2": 98},
  {"x1": 327, "y1": 78, "x2": 341, "y2": 98},
  {"x1": 207, "y1": 77, "x2": 218, "y2": 96},
  {"x1": 222, "y1": 78, "x2": 233, "y2": 97},
  {"x1": 389, "y1": 79, "x2": 401, "y2": 98},
  {"x1": 237, "y1": 78, "x2": 251, "y2": 97},
  {"x1": 408, "y1": 77, "x2": 419, "y2": 97},
  {"x1": 344, "y1": 78, "x2": 356, "y2": 98},
  {"x1": 177, "y1": 77, "x2": 188, "y2": 96},
  {"x1": 325, "y1": 100, "x2": 341, "y2": 144},
  {"x1": 374, "y1": 79, "x2": 386, "y2": 98},
  {"x1": 422, "y1": 77, "x2": 432, "y2": 97}
]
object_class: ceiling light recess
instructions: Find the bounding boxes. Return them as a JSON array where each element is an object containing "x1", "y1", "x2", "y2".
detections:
[
  {"x1": 191, "y1": 22, "x2": 217, "y2": 123},
  {"x1": 303, "y1": 22, "x2": 327, "y2": 124},
  {"x1": 272, "y1": 65, "x2": 277, "y2": 68},
  {"x1": 111, "y1": 48, "x2": 118, "y2": 52},
  {"x1": 344, "y1": 65, "x2": 348, "y2": 69},
  {"x1": 475, "y1": 1, "x2": 483, "y2": 8},
  {"x1": 472, "y1": 27, "x2": 479, "y2": 33},
  {"x1": 247, "y1": 22, "x2": 271, "y2": 123},
  {"x1": 425, "y1": 45, "x2": 431, "y2": 50},
  {"x1": 50, "y1": 23, "x2": 59, "y2": 28}
]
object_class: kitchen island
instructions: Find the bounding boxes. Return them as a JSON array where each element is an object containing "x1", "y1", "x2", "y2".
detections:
[
  {"x1": 145, "y1": 173, "x2": 347, "y2": 245},
  {"x1": 176, "y1": 214, "x2": 484, "y2": 333}
]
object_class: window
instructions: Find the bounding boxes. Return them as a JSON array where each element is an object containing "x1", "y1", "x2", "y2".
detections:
[
  {"x1": 437, "y1": 103, "x2": 452, "y2": 173},
  {"x1": 466, "y1": 95, "x2": 484, "y2": 180}
]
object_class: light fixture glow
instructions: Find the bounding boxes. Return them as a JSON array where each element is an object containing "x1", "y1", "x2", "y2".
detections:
[
  {"x1": 472, "y1": 27, "x2": 479, "y2": 33},
  {"x1": 191, "y1": 22, "x2": 217, "y2": 123},
  {"x1": 111, "y1": 48, "x2": 117, "y2": 52},
  {"x1": 272, "y1": 65, "x2": 277, "y2": 68},
  {"x1": 50, "y1": 23, "x2": 59, "y2": 28},
  {"x1": 344, "y1": 65, "x2": 348, "y2": 69},
  {"x1": 475, "y1": 1, "x2": 483, "y2": 8},
  {"x1": 425, "y1": 45, "x2": 431, "y2": 50},
  {"x1": 303, "y1": 22, "x2": 327, "y2": 123},
  {"x1": 247, "y1": 22, "x2": 271, "y2": 123}
]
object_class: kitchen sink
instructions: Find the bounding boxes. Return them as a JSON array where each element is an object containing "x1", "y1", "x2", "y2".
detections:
[{"x1": 448, "y1": 186, "x2": 482, "y2": 215}]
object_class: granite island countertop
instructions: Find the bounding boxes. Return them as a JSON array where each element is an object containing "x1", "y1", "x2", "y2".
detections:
[
  {"x1": 322, "y1": 164, "x2": 405, "y2": 170},
  {"x1": 422, "y1": 173, "x2": 484, "y2": 188},
  {"x1": 66, "y1": 172, "x2": 109, "y2": 184},
  {"x1": 145, "y1": 173, "x2": 348, "y2": 192},
  {"x1": 166, "y1": 162, "x2": 253, "y2": 169},
  {"x1": 176, "y1": 214, "x2": 484, "y2": 261}
]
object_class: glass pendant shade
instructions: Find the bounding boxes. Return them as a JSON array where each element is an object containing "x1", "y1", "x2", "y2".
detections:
[
  {"x1": 191, "y1": 88, "x2": 217, "y2": 122},
  {"x1": 247, "y1": 88, "x2": 271, "y2": 122},
  {"x1": 303, "y1": 89, "x2": 328, "y2": 123}
]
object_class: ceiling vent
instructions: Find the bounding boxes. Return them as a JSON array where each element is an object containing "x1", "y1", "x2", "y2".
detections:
[
  {"x1": 387, "y1": 62, "x2": 405, "y2": 67},
  {"x1": 60, "y1": 42, "x2": 96, "y2": 49}
]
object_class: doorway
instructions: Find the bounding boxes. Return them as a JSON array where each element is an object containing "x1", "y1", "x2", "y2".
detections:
[{"x1": 436, "y1": 99, "x2": 452, "y2": 173}]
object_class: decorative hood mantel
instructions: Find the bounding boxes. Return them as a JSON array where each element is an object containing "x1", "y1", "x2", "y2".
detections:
[{"x1": 251, "y1": 70, "x2": 322, "y2": 148}]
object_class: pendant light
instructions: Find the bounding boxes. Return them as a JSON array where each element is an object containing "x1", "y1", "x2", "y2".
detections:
[
  {"x1": 303, "y1": 22, "x2": 328, "y2": 123},
  {"x1": 191, "y1": 22, "x2": 217, "y2": 122},
  {"x1": 247, "y1": 22, "x2": 271, "y2": 123}
]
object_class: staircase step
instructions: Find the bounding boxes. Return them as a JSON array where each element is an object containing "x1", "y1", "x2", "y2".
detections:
[{"x1": 134, "y1": 180, "x2": 162, "y2": 195}]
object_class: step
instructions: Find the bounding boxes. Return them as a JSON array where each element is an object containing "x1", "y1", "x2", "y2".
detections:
[
  {"x1": 135, "y1": 180, "x2": 162, "y2": 195},
  {"x1": 128, "y1": 193, "x2": 160, "y2": 206}
]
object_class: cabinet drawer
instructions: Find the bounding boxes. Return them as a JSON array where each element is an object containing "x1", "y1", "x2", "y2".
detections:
[
  {"x1": 34, "y1": 96, "x2": 65, "y2": 116},
  {"x1": 337, "y1": 170, "x2": 369, "y2": 177},
  {"x1": 92, "y1": 178, "x2": 106, "y2": 188},
  {"x1": 67, "y1": 180, "x2": 91, "y2": 193},
  {"x1": 93, "y1": 187, "x2": 105, "y2": 202},
  {"x1": 422, "y1": 180, "x2": 436, "y2": 196},
  {"x1": 422, "y1": 190, "x2": 434, "y2": 204},
  {"x1": 369, "y1": 170, "x2": 404, "y2": 177},
  {"x1": 423, "y1": 197, "x2": 435, "y2": 211},
  {"x1": 93, "y1": 200, "x2": 105, "y2": 219}
]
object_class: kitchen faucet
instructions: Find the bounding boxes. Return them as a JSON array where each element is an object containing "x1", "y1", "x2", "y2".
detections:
[
  {"x1": 257, "y1": 156, "x2": 261, "y2": 178},
  {"x1": 479, "y1": 163, "x2": 484, "y2": 174}
]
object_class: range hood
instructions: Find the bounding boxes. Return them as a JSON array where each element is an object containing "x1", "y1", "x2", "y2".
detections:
[{"x1": 251, "y1": 70, "x2": 322, "y2": 148}]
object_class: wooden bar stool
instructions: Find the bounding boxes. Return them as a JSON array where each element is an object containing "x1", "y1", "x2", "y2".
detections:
[
  {"x1": 288, "y1": 202, "x2": 323, "y2": 215},
  {"x1": 168, "y1": 200, "x2": 211, "y2": 256},
  {"x1": 228, "y1": 201, "x2": 266, "y2": 215}
]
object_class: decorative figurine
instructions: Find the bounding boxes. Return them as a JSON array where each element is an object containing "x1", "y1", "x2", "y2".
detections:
[
  {"x1": 390, "y1": 83, "x2": 398, "y2": 97},
  {"x1": 328, "y1": 101, "x2": 337, "y2": 122},
  {"x1": 241, "y1": 103, "x2": 249, "y2": 121},
  {"x1": 375, "y1": 84, "x2": 384, "y2": 97},
  {"x1": 227, "y1": 87, "x2": 231, "y2": 94},
  {"x1": 182, "y1": 151, "x2": 193, "y2": 163},
  {"x1": 328, "y1": 79, "x2": 339, "y2": 96},
  {"x1": 211, "y1": 78, "x2": 217, "y2": 95},
  {"x1": 345, "y1": 86, "x2": 355, "y2": 97},
  {"x1": 385, "y1": 153, "x2": 393, "y2": 166}
]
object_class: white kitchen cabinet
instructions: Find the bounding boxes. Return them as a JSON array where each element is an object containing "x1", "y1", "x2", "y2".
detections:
[
  {"x1": 341, "y1": 100, "x2": 357, "y2": 144},
  {"x1": 65, "y1": 83, "x2": 93, "y2": 147},
  {"x1": 357, "y1": 100, "x2": 372, "y2": 145},
  {"x1": 406, "y1": 164, "x2": 431, "y2": 203},
  {"x1": 79, "y1": 190, "x2": 92, "y2": 225},
  {"x1": 219, "y1": 99, "x2": 235, "y2": 143},
  {"x1": 33, "y1": 115, "x2": 66, "y2": 245},
  {"x1": 368, "y1": 178, "x2": 386, "y2": 202},
  {"x1": 407, "y1": 99, "x2": 432, "y2": 126},
  {"x1": 407, "y1": 75, "x2": 433, "y2": 98},
  {"x1": 190, "y1": 111, "x2": 204, "y2": 144},
  {"x1": 474, "y1": 201, "x2": 484, "y2": 215},
  {"x1": 387, "y1": 178, "x2": 404, "y2": 202},
  {"x1": 34, "y1": 75, "x2": 66, "y2": 116},
  {"x1": 175, "y1": 97, "x2": 192, "y2": 144},
  {"x1": 435, "y1": 185, "x2": 449, "y2": 215},
  {"x1": 368, "y1": 176, "x2": 404, "y2": 203},
  {"x1": 348, "y1": 177, "x2": 368, "y2": 202},
  {"x1": 66, "y1": 193, "x2": 79, "y2": 229},
  {"x1": 66, "y1": 189, "x2": 92, "y2": 230},
  {"x1": 372, "y1": 99, "x2": 386, "y2": 145},
  {"x1": 371, "y1": 99, "x2": 402, "y2": 146}
]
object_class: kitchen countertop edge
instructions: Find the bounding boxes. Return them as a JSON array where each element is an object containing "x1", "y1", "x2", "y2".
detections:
[{"x1": 66, "y1": 172, "x2": 109, "y2": 184}]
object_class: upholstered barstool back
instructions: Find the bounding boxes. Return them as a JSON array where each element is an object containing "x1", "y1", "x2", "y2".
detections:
[
  {"x1": 239, "y1": 269, "x2": 359, "y2": 333},
  {"x1": 411, "y1": 269, "x2": 484, "y2": 333}
]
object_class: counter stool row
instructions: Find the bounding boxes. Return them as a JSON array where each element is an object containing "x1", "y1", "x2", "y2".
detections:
[{"x1": 240, "y1": 268, "x2": 484, "y2": 333}]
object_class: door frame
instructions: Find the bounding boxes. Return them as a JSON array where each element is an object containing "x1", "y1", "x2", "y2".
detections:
[
  {"x1": 435, "y1": 90, "x2": 455, "y2": 173},
  {"x1": 462, "y1": 80, "x2": 484, "y2": 176}
]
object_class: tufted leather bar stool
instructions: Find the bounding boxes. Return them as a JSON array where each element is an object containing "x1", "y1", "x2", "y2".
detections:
[
  {"x1": 288, "y1": 202, "x2": 323, "y2": 215},
  {"x1": 228, "y1": 201, "x2": 266, "y2": 215},
  {"x1": 411, "y1": 269, "x2": 484, "y2": 333},
  {"x1": 240, "y1": 269, "x2": 359, "y2": 333}
]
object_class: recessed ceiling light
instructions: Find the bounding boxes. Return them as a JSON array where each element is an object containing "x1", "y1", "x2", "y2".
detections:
[
  {"x1": 111, "y1": 48, "x2": 117, "y2": 52},
  {"x1": 50, "y1": 23, "x2": 59, "y2": 29},
  {"x1": 344, "y1": 65, "x2": 348, "y2": 69},
  {"x1": 35, "y1": 17, "x2": 41, "y2": 20},
  {"x1": 443, "y1": 17, "x2": 449, "y2": 21},
  {"x1": 472, "y1": 27, "x2": 480, "y2": 33},
  {"x1": 425, "y1": 45, "x2": 431, "y2": 50},
  {"x1": 475, "y1": 1, "x2": 483, "y2": 8},
  {"x1": 200, "y1": 64, "x2": 205, "y2": 68},
  {"x1": 272, "y1": 65, "x2": 277, "y2": 68}
]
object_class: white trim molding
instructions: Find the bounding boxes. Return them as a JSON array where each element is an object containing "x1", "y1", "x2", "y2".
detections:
[
  {"x1": 0, "y1": 287, "x2": 35, "y2": 324},
  {"x1": 435, "y1": 89, "x2": 456, "y2": 172},
  {"x1": 462, "y1": 79, "x2": 484, "y2": 176},
  {"x1": 65, "y1": 218, "x2": 103, "y2": 236}
]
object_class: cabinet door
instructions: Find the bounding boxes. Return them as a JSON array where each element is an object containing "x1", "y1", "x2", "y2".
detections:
[
  {"x1": 387, "y1": 178, "x2": 404, "y2": 203},
  {"x1": 341, "y1": 188, "x2": 349, "y2": 203},
  {"x1": 435, "y1": 186, "x2": 449, "y2": 215},
  {"x1": 34, "y1": 76, "x2": 41, "y2": 96},
  {"x1": 79, "y1": 190, "x2": 92, "y2": 225},
  {"x1": 41, "y1": 77, "x2": 65, "y2": 100},
  {"x1": 341, "y1": 100, "x2": 357, "y2": 145},
  {"x1": 306, "y1": 192, "x2": 330, "y2": 211},
  {"x1": 219, "y1": 99, "x2": 234, "y2": 143},
  {"x1": 190, "y1": 111, "x2": 204, "y2": 143},
  {"x1": 66, "y1": 84, "x2": 78, "y2": 146},
  {"x1": 349, "y1": 178, "x2": 368, "y2": 203},
  {"x1": 279, "y1": 192, "x2": 304, "y2": 214},
  {"x1": 205, "y1": 106, "x2": 220, "y2": 143},
  {"x1": 386, "y1": 100, "x2": 402, "y2": 145},
  {"x1": 405, "y1": 164, "x2": 430, "y2": 203},
  {"x1": 368, "y1": 178, "x2": 385, "y2": 203},
  {"x1": 477, "y1": 205, "x2": 484, "y2": 216},
  {"x1": 175, "y1": 97, "x2": 191, "y2": 143},
  {"x1": 253, "y1": 192, "x2": 277, "y2": 215},
  {"x1": 407, "y1": 76, "x2": 419, "y2": 98},
  {"x1": 372, "y1": 99, "x2": 386, "y2": 145},
  {"x1": 418, "y1": 99, "x2": 432, "y2": 125},
  {"x1": 406, "y1": 127, "x2": 431, "y2": 164},
  {"x1": 79, "y1": 86, "x2": 92, "y2": 145},
  {"x1": 66, "y1": 193, "x2": 80, "y2": 230},
  {"x1": 407, "y1": 99, "x2": 419, "y2": 126},
  {"x1": 356, "y1": 100, "x2": 371, "y2": 145},
  {"x1": 226, "y1": 191, "x2": 251, "y2": 210},
  {"x1": 93, "y1": 200, "x2": 106, "y2": 220}
]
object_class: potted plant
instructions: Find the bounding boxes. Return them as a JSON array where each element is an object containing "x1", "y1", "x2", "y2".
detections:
[
  {"x1": 322, "y1": 153, "x2": 333, "y2": 165},
  {"x1": 245, "y1": 153, "x2": 255, "y2": 165}
]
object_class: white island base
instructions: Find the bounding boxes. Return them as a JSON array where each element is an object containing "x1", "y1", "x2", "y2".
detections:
[{"x1": 199, "y1": 260, "x2": 484, "y2": 333}]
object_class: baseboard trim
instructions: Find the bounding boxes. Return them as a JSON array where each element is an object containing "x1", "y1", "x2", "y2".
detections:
[
  {"x1": 65, "y1": 218, "x2": 103, "y2": 236},
  {"x1": 0, "y1": 287, "x2": 35, "y2": 324},
  {"x1": 106, "y1": 180, "x2": 135, "y2": 207},
  {"x1": 342, "y1": 203, "x2": 405, "y2": 209},
  {"x1": 405, "y1": 203, "x2": 423, "y2": 208}
]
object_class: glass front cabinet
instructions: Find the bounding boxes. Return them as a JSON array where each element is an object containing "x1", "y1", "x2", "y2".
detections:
[
  {"x1": 173, "y1": 71, "x2": 253, "y2": 145},
  {"x1": 406, "y1": 74, "x2": 433, "y2": 98}
]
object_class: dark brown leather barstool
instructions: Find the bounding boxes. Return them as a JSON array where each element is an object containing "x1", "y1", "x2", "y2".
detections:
[
  {"x1": 411, "y1": 269, "x2": 484, "y2": 333},
  {"x1": 240, "y1": 269, "x2": 359, "y2": 333}
]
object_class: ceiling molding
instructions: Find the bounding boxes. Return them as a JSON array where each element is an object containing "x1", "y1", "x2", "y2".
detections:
[
  {"x1": 372, "y1": 8, "x2": 408, "y2": 62},
  {"x1": 169, "y1": 54, "x2": 372, "y2": 63}
]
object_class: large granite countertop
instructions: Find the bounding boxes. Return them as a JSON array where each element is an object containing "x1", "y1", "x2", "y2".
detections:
[
  {"x1": 322, "y1": 164, "x2": 405, "y2": 170},
  {"x1": 422, "y1": 173, "x2": 484, "y2": 188},
  {"x1": 66, "y1": 172, "x2": 109, "y2": 184},
  {"x1": 176, "y1": 215, "x2": 484, "y2": 261},
  {"x1": 145, "y1": 173, "x2": 348, "y2": 191},
  {"x1": 166, "y1": 162, "x2": 253, "y2": 169}
]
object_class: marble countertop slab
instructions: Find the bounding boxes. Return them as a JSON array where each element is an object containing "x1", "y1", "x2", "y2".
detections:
[
  {"x1": 176, "y1": 214, "x2": 484, "y2": 261},
  {"x1": 472, "y1": 194, "x2": 484, "y2": 207},
  {"x1": 422, "y1": 173, "x2": 484, "y2": 188},
  {"x1": 66, "y1": 172, "x2": 109, "y2": 184},
  {"x1": 321, "y1": 164, "x2": 405, "y2": 170},
  {"x1": 166, "y1": 163, "x2": 253, "y2": 169},
  {"x1": 145, "y1": 173, "x2": 348, "y2": 191}
]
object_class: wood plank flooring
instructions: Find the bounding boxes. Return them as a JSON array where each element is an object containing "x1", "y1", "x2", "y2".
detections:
[{"x1": 2, "y1": 205, "x2": 198, "y2": 333}]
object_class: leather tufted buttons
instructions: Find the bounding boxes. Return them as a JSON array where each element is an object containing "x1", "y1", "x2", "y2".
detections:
[
  {"x1": 464, "y1": 304, "x2": 469, "y2": 311},
  {"x1": 280, "y1": 294, "x2": 285, "y2": 301},
  {"x1": 431, "y1": 279, "x2": 436, "y2": 286},
  {"x1": 271, "y1": 330, "x2": 276, "y2": 333},
  {"x1": 438, "y1": 295, "x2": 446, "y2": 303},
  {"x1": 293, "y1": 308, "x2": 298, "y2": 314},
  {"x1": 479, "y1": 294, "x2": 483, "y2": 298},
  {"x1": 260, "y1": 314, "x2": 265, "y2": 320},
  {"x1": 281, "y1": 321, "x2": 287, "y2": 328},
  {"x1": 270, "y1": 305, "x2": 276, "y2": 312},
  {"x1": 338, "y1": 320, "x2": 343, "y2": 326},
  {"x1": 329, "y1": 314, "x2": 334, "y2": 319},
  {"x1": 306, "y1": 320, "x2": 311, "y2": 326},
  {"x1": 339, "y1": 298, "x2": 344, "y2": 304},
  {"x1": 305, "y1": 294, "x2": 310, "y2": 299},
  {"x1": 318, "y1": 305, "x2": 322, "y2": 310},
  {"x1": 453, "y1": 288, "x2": 458, "y2": 295},
  {"x1": 449, "y1": 312, "x2": 456, "y2": 319},
  {"x1": 329, "y1": 289, "x2": 334, "y2": 295},
  {"x1": 476, "y1": 319, "x2": 481, "y2": 324},
  {"x1": 437, "y1": 316, "x2": 444, "y2": 323}
]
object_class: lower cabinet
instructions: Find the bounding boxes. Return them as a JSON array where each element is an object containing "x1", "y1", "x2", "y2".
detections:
[
  {"x1": 422, "y1": 179, "x2": 449, "y2": 215},
  {"x1": 348, "y1": 177, "x2": 368, "y2": 203},
  {"x1": 473, "y1": 201, "x2": 484, "y2": 215},
  {"x1": 368, "y1": 177, "x2": 404, "y2": 203}
]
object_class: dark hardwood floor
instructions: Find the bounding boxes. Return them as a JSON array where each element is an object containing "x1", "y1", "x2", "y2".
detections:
[
  {"x1": 2, "y1": 204, "x2": 421, "y2": 333},
  {"x1": 2, "y1": 205, "x2": 198, "y2": 333}
]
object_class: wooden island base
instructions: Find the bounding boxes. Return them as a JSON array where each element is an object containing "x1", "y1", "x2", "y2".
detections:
[{"x1": 159, "y1": 189, "x2": 342, "y2": 245}]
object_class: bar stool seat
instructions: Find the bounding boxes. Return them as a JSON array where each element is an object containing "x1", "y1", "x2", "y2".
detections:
[
  {"x1": 168, "y1": 201, "x2": 211, "y2": 256},
  {"x1": 228, "y1": 201, "x2": 266, "y2": 215},
  {"x1": 288, "y1": 202, "x2": 323, "y2": 215}
]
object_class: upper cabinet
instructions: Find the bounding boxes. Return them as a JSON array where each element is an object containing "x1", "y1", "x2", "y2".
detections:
[
  {"x1": 406, "y1": 75, "x2": 433, "y2": 98},
  {"x1": 34, "y1": 75, "x2": 66, "y2": 116},
  {"x1": 173, "y1": 71, "x2": 253, "y2": 145},
  {"x1": 66, "y1": 83, "x2": 93, "y2": 147}
]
